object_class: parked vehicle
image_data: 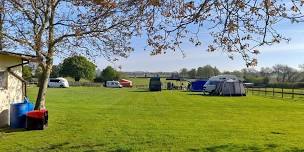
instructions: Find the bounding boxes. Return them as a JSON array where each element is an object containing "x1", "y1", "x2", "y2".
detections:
[
  {"x1": 203, "y1": 75, "x2": 239, "y2": 93},
  {"x1": 48, "y1": 78, "x2": 69, "y2": 88},
  {"x1": 149, "y1": 77, "x2": 162, "y2": 91},
  {"x1": 105, "y1": 81, "x2": 122, "y2": 88},
  {"x1": 119, "y1": 79, "x2": 133, "y2": 87}
]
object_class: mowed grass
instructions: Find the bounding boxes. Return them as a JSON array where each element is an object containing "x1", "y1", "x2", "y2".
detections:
[{"x1": 1, "y1": 87, "x2": 304, "y2": 151}]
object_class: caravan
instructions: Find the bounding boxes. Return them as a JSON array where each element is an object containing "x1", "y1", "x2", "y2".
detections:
[{"x1": 203, "y1": 75, "x2": 239, "y2": 93}]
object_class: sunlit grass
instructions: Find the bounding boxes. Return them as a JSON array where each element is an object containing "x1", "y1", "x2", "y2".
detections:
[{"x1": 1, "y1": 87, "x2": 304, "y2": 151}]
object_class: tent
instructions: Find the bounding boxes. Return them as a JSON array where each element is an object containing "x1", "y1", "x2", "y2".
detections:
[
  {"x1": 119, "y1": 79, "x2": 133, "y2": 87},
  {"x1": 211, "y1": 80, "x2": 246, "y2": 96},
  {"x1": 190, "y1": 80, "x2": 207, "y2": 92}
]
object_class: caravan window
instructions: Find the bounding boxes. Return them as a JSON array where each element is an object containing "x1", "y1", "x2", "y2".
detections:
[
  {"x1": 50, "y1": 79, "x2": 60, "y2": 83},
  {"x1": 0, "y1": 71, "x2": 8, "y2": 89}
]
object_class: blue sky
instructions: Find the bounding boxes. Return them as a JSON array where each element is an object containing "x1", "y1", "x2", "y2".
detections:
[
  {"x1": 91, "y1": 20, "x2": 304, "y2": 72},
  {"x1": 52, "y1": 20, "x2": 304, "y2": 72}
]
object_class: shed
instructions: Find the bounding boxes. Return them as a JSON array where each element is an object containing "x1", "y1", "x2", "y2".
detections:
[{"x1": 0, "y1": 51, "x2": 37, "y2": 127}]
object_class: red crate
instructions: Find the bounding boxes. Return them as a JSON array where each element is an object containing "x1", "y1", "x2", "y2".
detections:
[{"x1": 26, "y1": 109, "x2": 48, "y2": 130}]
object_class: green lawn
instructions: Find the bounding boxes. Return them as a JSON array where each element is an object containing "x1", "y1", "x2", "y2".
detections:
[{"x1": 1, "y1": 87, "x2": 304, "y2": 152}]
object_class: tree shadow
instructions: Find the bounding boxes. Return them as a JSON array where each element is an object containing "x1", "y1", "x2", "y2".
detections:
[
  {"x1": 188, "y1": 143, "x2": 304, "y2": 152},
  {"x1": 128, "y1": 89, "x2": 150, "y2": 92},
  {"x1": 0, "y1": 127, "x2": 27, "y2": 133}
]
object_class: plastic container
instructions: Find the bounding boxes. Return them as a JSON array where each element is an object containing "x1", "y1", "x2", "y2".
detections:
[
  {"x1": 26, "y1": 109, "x2": 48, "y2": 130},
  {"x1": 10, "y1": 98, "x2": 34, "y2": 129}
]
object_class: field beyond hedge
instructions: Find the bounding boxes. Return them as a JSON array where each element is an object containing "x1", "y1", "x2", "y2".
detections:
[{"x1": 1, "y1": 87, "x2": 304, "y2": 152}]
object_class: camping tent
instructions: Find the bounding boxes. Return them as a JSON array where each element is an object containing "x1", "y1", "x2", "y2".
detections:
[
  {"x1": 119, "y1": 79, "x2": 133, "y2": 87},
  {"x1": 212, "y1": 80, "x2": 246, "y2": 96}
]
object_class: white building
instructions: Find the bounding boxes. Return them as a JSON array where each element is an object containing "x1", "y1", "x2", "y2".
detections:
[{"x1": 0, "y1": 51, "x2": 37, "y2": 127}]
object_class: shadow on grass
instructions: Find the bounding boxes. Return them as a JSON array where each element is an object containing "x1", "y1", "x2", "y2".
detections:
[
  {"x1": 188, "y1": 143, "x2": 304, "y2": 152},
  {"x1": 187, "y1": 93, "x2": 247, "y2": 98},
  {"x1": 0, "y1": 127, "x2": 27, "y2": 133},
  {"x1": 188, "y1": 144, "x2": 278, "y2": 152},
  {"x1": 128, "y1": 90, "x2": 150, "y2": 93}
]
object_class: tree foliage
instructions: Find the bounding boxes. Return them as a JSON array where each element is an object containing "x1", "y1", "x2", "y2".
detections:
[
  {"x1": 50, "y1": 64, "x2": 62, "y2": 78},
  {"x1": 60, "y1": 56, "x2": 96, "y2": 81},
  {"x1": 22, "y1": 65, "x2": 32, "y2": 81},
  {"x1": 98, "y1": 66, "x2": 121, "y2": 82},
  {"x1": 1, "y1": 0, "x2": 304, "y2": 109}
]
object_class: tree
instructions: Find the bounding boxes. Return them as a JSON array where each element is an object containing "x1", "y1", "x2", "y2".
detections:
[
  {"x1": 188, "y1": 68, "x2": 197, "y2": 79},
  {"x1": 0, "y1": 0, "x2": 5, "y2": 51},
  {"x1": 50, "y1": 64, "x2": 62, "y2": 78},
  {"x1": 100, "y1": 66, "x2": 120, "y2": 82},
  {"x1": 2, "y1": 0, "x2": 148, "y2": 109},
  {"x1": 196, "y1": 65, "x2": 219, "y2": 78},
  {"x1": 60, "y1": 56, "x2": 96, "y2": 81},
  {"x1": 179, "y1": 68, "x2": 188, "y2": 78},
  {"x1": 22, "y1": 66, "x2": 33, "y2": 81},
  {"x1": 2, "y1": 0, "x2": 304, "y2": 109},
  {"x1": 272, "y1": 64, "x2": 299, "y2": 83}
]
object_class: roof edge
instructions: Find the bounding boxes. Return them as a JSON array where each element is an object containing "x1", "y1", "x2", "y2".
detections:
[{"x1": 0, "y1": 51, "x2": 39, "y2": 62}]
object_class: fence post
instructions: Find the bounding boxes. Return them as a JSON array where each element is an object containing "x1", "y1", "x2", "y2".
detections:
[
  {"x1": 259, "y1": 87, "x2": 261, "y2": 95},
  {"x1": 273, "y1": 87, "x2": 274, "y2": 97},
  {"x1": 282, "y1": 88, "x2": 284, "y2": 98}
]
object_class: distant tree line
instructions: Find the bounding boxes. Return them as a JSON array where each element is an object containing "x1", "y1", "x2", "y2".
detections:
[
  {"x1": 178, "y1": 64, "x2": 304, "y2": 87},
  {"x1": 23, "y1": 56, "x2": 123, "y2": 83},
  {"x1": 179, "y1": 65, "x2": 220, "y2": 79}
]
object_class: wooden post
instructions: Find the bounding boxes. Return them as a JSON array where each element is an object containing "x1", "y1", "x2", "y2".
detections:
[
  {"x1": 273, "y1": 87, "x2": 274, "y2": 97},
  {"x1": 259, "y1": 87, "x2": 260, "y2": 95},
  {"x1": 282, "y1": 88, "x2": 284, "y2": 98}
]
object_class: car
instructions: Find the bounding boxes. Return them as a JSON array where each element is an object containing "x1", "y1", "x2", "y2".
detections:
[
  {"x1": 105, "y1": 81, "x2": 122, "y2": 88},
  {"x1": 203, "y1": 75, "x2": 239, "y2": 93},
  {"x1": 48, "y1": 77, "x2": 69, "y2": 88}
]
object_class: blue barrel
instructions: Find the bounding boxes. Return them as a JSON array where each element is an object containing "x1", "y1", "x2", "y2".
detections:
[{"x1": 10, "y1": 98, "x2": 34, "y2": 129}]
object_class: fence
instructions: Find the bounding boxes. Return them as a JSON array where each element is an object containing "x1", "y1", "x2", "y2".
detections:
[{"x1": 246, "y1": 87, "x2": 304, "y2": 99}]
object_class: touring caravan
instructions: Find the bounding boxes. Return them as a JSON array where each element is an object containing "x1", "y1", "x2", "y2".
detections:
[{"x1": 203, "y1": 75, "x2": 239, "y2": 93}]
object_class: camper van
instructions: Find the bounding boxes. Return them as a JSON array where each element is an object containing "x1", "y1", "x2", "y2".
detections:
[
  {"x1": 48, "y1": 78, "x2": 69, "y2": 88},
  {"x1": 203, "y1": 75, "x2": 239, "y2": 93},
  {"x1": 105, "y1": 81, "x2": 122, "y2": 88},
  {"x1": 149, "y1": 77, "x2": 162, "y2": 91}
]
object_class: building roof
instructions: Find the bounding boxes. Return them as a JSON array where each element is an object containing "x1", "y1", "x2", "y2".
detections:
[{"x1": 0, "y1": 51, "x2": 38, "y2": 62}]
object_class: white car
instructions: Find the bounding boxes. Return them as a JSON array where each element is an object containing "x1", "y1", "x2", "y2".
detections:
[
  {"x1": 105, "y1": 81, "x2": 122, "y2": 88},
  {"x1": 203, "y1": 75, "x2": 239, "y2": 93},
  {"x1": 48, "y1": 77, "x2": 69, "y2": 88}
]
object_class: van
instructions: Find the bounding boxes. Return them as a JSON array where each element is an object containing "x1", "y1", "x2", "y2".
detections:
[
  {"x1": 105, "y1": 81, "x2": 122, "y2": 88},
  {"x1": 149, "y1": 77, "x2": 161, "y2": 91},
  {"x1": 203, "y1": 75, "x2": 239, "y2": 93},
  {"x1": 48, "y1": 78, "x2": 69, "y2": 88}
]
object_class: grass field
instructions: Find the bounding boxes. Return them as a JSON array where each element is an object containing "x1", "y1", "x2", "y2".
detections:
[{"x1": 1, "y1": 87, "x2": 304, "y2": 152}]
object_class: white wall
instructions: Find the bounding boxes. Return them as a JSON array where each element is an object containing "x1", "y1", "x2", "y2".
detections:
[{"x1": 0, "y1": 55, "x2": 23, "y2": 127}]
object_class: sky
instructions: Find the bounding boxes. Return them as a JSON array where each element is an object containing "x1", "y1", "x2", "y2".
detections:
[{"x1": 91, "y1": 20, "x2": 304, "y2": 72}]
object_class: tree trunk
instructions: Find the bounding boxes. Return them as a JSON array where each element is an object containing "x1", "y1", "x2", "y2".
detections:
[
  {"x1": 75, "y1": 77, "x2": 80, "y2": 82},
  {"x1": 35, "y1": 63, "x2": 52, "y2": 110},
  {"x1": 34, "y1": 0, "x2": 56, "y2": 110}
]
